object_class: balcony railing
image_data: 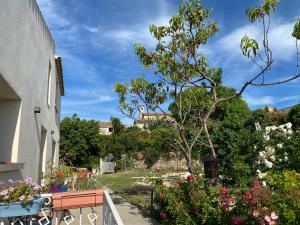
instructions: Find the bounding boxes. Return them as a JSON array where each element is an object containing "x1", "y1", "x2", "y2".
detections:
[
  {"x1": 0, "y1": 190, "x2": 124, "y2": 225},
  {"x1": 103, "y1": 190, "x2": 124, "y2": 225}
]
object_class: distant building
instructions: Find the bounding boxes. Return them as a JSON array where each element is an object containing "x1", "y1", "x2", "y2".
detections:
[
  {"x1": 0, "y1": 0, "x2": 64, "y2": 184},
  {"x1": 99, "y1": 122, "x2": 114, "y2": 135},
  {"x1": 134, "y1": 106, "x2": 173, "y2": 129}
]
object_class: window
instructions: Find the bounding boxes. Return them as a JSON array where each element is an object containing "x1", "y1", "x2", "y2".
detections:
[
  {"x1": 47, "y1": 61, "x2": 52, "y2": 106},
  {"x1": 109, "y1": 127, "x2": 113, "y2": 132}
]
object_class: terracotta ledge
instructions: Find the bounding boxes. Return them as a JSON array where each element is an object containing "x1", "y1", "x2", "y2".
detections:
[{"x1": 0, "y1": 163, "x2": 25, "y2": 172}]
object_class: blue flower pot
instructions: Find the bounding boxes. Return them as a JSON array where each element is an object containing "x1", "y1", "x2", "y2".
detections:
[
  {"x1": 0, "y1": 196, "x2": 45, "y2": 217},
  {"x1": 60, "y1": 185, "x2": 68, "y2": 192}
]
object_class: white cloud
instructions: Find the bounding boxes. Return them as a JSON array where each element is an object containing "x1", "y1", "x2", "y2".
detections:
[
  {"x1": 243, "y1": 94, "x2": 299, "y2": 106},
  {"x1": 62, "y1": 95, "x2": 115, "y2": 106},
  {"x1": 215, "y1": 20, "x2": 296, "y2": 62},
  {"x1": 83, "y1": 26, "x2": 101, "y2": 33},
  {"x1": 37, "y1": 0, "x2": 70, "y2": 28}
]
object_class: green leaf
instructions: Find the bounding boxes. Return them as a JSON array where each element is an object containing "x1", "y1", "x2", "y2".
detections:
[
  {"x1": 240, "y1": 35, "x2": 259, "y2": 58},
  {"x1": 292, "y1": 19, "x2": 300, "y2": 40}
]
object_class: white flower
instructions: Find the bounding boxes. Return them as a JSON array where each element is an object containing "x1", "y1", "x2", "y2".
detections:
[
  {"x1": 256, "y1": 169, "x2": 261, "y2": 173},
  {"x1": 286, "y1": 122, "x2": 292, "y2": 129},
  {"x1": 283, "y1": 129, "x2": 287, "y2": 134},
  {"x1": 263, "y1": 134, "x2": 270, "y2": 141},
  {"x1": 259, "y1": 152, "x2": 264, "y2": 158},
  {"x1": 258, "y1": 172, "x2": 267, "y2": 179},
  {"x1": 271, "y1": 126, "x2": 277, "y2": 131},
  {"x1": 264, "y1": 160, "x2": 273, "y2": 168},
  {"x1": 287, "y1": 129, "x2": 293, "y2": 135},
  {"x1": 277, "y1": 143, "x2": 283, "y2": 149},
  {"x1": 284, "y1": 156, "x2": 289, "y2": 161},
  {"x1": 265, "y1": 146, "x2": 275, "y2": 155},
  {"x1": 265, "y1": 126, "x2": 271, "y2": 134},
  {"x1": 279, "y1": 158, "x2": 282, "y2": 162},
  {"x1": 284, "y1": 152, "x2": 288, "y2": 156},
  {"x1": 271, "y1": 212, "x2": 279, "y2": 220},
  {"x1": 270, "y1": 155, "x2": 276, "y2": 162},
  {"x1": 262, "y1": 181, "x2": 267, "y2": 187},
  {"x1": 278, "y1": 125, "x2": 284, "y2": 131}
]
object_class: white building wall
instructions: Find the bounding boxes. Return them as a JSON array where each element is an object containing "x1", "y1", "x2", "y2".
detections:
[{"x1": 0, "y1": 0, "x2": 62, "y2": 183}]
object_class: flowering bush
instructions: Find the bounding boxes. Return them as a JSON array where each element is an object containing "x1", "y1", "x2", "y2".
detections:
[
  {"x1": 265, "y1": 171, "x2": 300, "y2": 225},
  {"x1": 255, "y1": 122, "x2": 300, "y2": 185},
  {"x1": 154, "y1": 173, "x2": 299, "y2": 225},
  {"x1": 0, "y1": 177, "x2": 41, "y2": 205},
  {"x1": 155, "y1": 175, "x2": 222, "y2": 225}
]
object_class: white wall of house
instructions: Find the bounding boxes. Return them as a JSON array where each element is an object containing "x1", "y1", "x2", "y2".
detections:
[{"x1": 0, "y1": 0, "x2": 63, "y2": 183}]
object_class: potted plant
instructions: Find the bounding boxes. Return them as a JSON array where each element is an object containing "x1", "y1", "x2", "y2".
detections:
[
  {"x1": 43, "y1": 163, "x2": 72, "y2": 193},
  {"x1": 0, "y1": 177, "x2": 45, "y2": 217}
]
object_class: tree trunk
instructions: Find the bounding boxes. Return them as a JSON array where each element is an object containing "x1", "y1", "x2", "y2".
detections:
[{"x1": 203, "y1": 122, "x2": 217, "y2": 158}]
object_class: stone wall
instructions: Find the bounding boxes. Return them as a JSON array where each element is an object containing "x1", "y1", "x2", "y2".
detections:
[{"x1": 133, "y1": 158, "x2": 201, "y2": 170}]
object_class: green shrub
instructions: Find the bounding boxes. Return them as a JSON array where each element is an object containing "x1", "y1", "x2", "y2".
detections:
[{"x1": 75, "y1": 181, "x2": 102, "y2": 191}]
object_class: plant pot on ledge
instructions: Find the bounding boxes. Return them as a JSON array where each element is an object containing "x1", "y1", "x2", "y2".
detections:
[
  {"x1": 203, "y1": 156, "x2": 219, "y2": 180},
  {"x1": 50, "y1": 184, "x2": 68, "y2": 193},
  {"x1": 0, "y1": 196, "x2": 45, "y2": 217}
]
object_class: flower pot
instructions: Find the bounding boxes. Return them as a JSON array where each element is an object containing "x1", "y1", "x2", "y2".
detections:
[
  {"x1": 203, "y1": 156, "x2": 219, "y2": 179},
  {"x1": 60, "y1": 185, "x2": 68, "y2": 192},
  {"x1": 51, "y1": 184, "x2": 62, "y2": 193},
  {"x1": 0, "y1": 196, "x2": 45, "y2": 217},
  {"x1": 52, "y1": 189, "x2": 103, "y2": 211}
]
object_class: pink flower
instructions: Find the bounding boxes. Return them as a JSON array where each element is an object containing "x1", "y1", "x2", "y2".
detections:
[
  {"x1": 226, "y1": 196, "x2": 234, "y2": 206},
  {"x1": 220, "y1": 187, "x2": 228, "y2": 196},
  {"x1": 260, "y1": 219, "x2": 266, "y2": 225},
  {"x1": 160, "y1": 212, "x2": 167, "y2": 220},
  {"x1": 252, "y1": 180, "x2": 261, "y2": 189},
  {"x1": 244, "y1": 191, "x2": 252, "y2": 200},
  {"x1": 253, "y1": 209, "x2": 260, "y2": 218},
  {"x1": 265, "y1": 215, "x2": 277, "y2": 225},
  {"x1": 230, "y1": 216, "x2": 242, "y2": 225},
  {"x1": 271, "y1": 212, "x2": 278, "y2": 220}
]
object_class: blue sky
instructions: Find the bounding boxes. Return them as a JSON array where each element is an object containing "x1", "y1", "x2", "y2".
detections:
[{"x1": 37, "y1": 0, "x2": 300, "y2": 125}]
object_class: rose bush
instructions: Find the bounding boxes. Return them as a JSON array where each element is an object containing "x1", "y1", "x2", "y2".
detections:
[{"x1": 154, "y1": 172, "x2": 299, "y2": 225}]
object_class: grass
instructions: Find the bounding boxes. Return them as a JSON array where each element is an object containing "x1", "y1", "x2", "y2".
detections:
[{"x1": 96, "y1": 169, "x2": 182, "y2": 210}]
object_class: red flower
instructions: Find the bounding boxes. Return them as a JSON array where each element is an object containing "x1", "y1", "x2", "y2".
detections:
[
  {"x1": 159, "y1": 193, "x2": 164, "y2": 201},
  {"x1": 160, "y1": 212, "x2": 167, "y2": 220},
  {"x1": 231, "y1": 216, "x2": 242, "y2": 225},
  {"x1": 220, "y1": 187, "x2": 228, "y2": 196},
  {"x1": 186, "y1": 175, "x2": 193, "y2": 180}
]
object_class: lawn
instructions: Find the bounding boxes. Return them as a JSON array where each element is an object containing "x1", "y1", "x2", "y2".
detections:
[{"x1": 96, "y1": 169, "x2": 184, "y2": 210}]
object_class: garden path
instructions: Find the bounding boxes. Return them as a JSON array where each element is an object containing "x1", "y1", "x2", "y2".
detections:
[{"x1": 68, "y1": 188, "x2": 160, "y2": 225}]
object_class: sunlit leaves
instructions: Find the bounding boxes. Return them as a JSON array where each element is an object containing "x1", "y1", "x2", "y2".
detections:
[
  {"x1": 246, "y1": 0, "x2": 280, "y2": 23},
  {"x1": 246, "y1": 7, "x2": 264, "y2": 23},
  {"x1": 241, "y1": 36, "x2": 259, "y2": 58},
  {"x1": 292, "y1": 19, "x2": 300, "y2": 40}
]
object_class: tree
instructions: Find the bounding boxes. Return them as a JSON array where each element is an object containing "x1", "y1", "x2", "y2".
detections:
[
  {"x1": 60, "y1": 114, "x2": 101, "y2": 168},
  {"x1": 115, "y1": 0, "x2": 300, "y2": 174},
  {"x1": 288, "y1": 104, "x2": 300, "y2": 129},
  {"x1": 111, "y1": 117, "x2": 125, "y2": 134}
]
